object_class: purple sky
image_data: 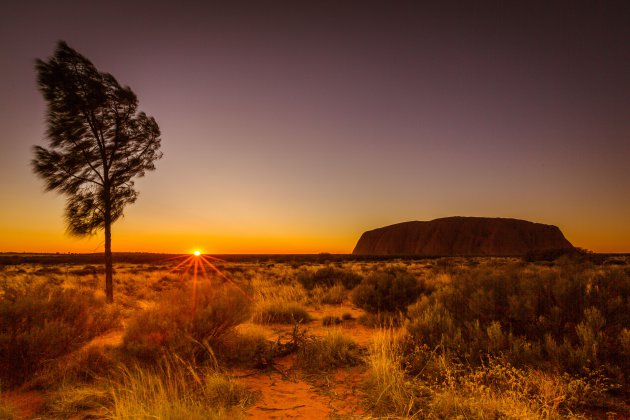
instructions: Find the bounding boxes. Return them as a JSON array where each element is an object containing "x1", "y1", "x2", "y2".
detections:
[{"x1": 1, "y1": 1, "x2": 629, "y2": 253}]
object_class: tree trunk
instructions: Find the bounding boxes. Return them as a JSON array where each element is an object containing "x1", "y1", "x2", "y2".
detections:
[
  {"x1": 104, "y1": 219, "x2": 113, "y2": 303},
  {"x1": 104, "y1": 192, "x2": 114, "y2": 303}
]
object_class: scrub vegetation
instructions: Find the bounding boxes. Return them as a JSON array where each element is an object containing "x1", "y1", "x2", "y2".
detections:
[{"x1": 0, "y1": 254, "x2": 628, "y2": 418}]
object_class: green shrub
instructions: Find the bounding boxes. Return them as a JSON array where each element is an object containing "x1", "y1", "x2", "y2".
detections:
[
  {"x1": 351, "y1": 270, "x2": 421, "y2": 313},
  {"x1": 122, "y1": 284, "x2": 251, "y2": 362},
  {"x1": 0, "y1": 284, "x2": 120, "y2": 387},
  {"x1": 298, "y1": 267, "x2": 362, "y2": 290}
]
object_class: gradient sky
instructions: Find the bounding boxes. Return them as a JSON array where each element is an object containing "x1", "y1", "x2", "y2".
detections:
[{"x1": 1, "y1": 1, "x2": 629, "y2": 254}]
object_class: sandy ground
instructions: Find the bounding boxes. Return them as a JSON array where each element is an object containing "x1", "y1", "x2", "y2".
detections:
[
  {"x1": 232, "y1": 357, "x2": 367, "y2": 419},
  {"x1": 233, "y1": 303, "x2": 374, "y2": 418}
]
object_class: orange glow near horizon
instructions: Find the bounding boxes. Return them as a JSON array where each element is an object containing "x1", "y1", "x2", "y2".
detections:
[
  {"x1": 165, "y1": 253, "x2": 254, "y2": 319},
  {"x1": 0, "y1": 222, "x2": 629, "y2": 254}
]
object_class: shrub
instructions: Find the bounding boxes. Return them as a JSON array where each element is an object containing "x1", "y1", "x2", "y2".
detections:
[
  {"x1": 406, "y1": 298, "x2": 462, "y2": 350},
  {"x1": 0, "y1": 284, "x2": 120, "y2": 387},
  {"x1": 121, "y1": 284, "x2": 251, "y2": 362},
  {"x1": 297, "y1": 267, "x2": 362, "y2": 290},
  {"x1": 351, "y1": 270, "x2": 422, "y2": 313}
]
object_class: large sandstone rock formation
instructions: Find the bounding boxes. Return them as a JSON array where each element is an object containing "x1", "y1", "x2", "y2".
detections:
[{"x1": 352, "y1": 217, "x2": 573, "y2": 256}]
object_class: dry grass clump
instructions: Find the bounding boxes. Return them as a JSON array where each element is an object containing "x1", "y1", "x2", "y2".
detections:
[
  {"x1": 122, "y1": 284, "x2": 251, "y2": 362},
  {"x1": 0, "y1": 283, "x2": 120, "y2": 386},
  {"x1": 310, "y1": 283, "x2": 347, "y2": 305},
  {"x1": 363, "y1": 329, "x2": 427, "y2": 417},
  {"x1": 297, "y1": 329, "x2": 362, "y2": 372},
  {"x1": 363, "y1": 331, "x2": 603, "y2": 419},
  {"x1": 106, "y1": 358, "x2": 254, "y2": 420},
  {"x1": 251, "y1": 274, "x2": 311, "y2": 324},
  {"x1": 46, "y1": 357, "x2": 256, "y2": 419},
  {"x1": 252, "y1": 301, "x2": 311, "y2": 324},
  {"x1": 251, "y1": 273, "x2": 307, "y2": 303},
  {"x1": 44, "y1": 385, "x2": 112, "y2": 418},
  {"x1": 425, "y1": 356, "x2": 599, "y2": 419},
  {"x1": 217, "y1": 325, "x2": 271, "y2": 367}
]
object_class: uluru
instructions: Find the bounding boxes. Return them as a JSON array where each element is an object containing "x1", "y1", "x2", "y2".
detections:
[{"x1": 352, "y1": 217, "x2": 574, "y2": 256}]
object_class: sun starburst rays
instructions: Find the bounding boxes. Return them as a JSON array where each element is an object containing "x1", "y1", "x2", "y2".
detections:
[{"x1": 160, "y1": 252, "x2": 253, "y2": 315}]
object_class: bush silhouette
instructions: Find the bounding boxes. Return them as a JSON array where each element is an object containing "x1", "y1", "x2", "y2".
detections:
[{"x1": 298, "y1": 267, "x2": 363, "y2": 290}]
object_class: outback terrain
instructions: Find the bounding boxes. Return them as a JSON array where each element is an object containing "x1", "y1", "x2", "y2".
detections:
[{"x1": 0, "y1": 254, "x2": 628, "y2": 419}]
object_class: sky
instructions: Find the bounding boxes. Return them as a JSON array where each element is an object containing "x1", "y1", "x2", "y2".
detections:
[{"x1": 1, "y1": 1, "x2": 629, "y2": 254}]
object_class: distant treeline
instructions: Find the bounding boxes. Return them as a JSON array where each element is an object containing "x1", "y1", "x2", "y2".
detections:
[{"x1": 0, "y1": 251, "x2": 628, "y2": 266}]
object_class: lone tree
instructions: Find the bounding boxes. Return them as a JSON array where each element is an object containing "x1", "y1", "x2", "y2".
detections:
[{"x1": 32, "y1": 41, "x2": 162, "y2": 302}]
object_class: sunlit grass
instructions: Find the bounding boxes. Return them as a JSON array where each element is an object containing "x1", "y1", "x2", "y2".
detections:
[{"x1": 106, "y1": 358, "x2": 254, "y2": 420}]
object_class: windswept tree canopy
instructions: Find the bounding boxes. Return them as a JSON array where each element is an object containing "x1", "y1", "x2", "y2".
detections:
[{"x1": 32, "y1": 41, "x2": 162, "y2": 236}]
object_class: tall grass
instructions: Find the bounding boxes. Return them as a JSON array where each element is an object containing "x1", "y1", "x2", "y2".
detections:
[
  {"x1": 251, "y1": 274, "x2": 311, "y2": 324},
  {"x1": 364, "y1": 329, "x2": 426, "y2": 417},
  {"x1": 107, "y1": 357, "x2": 254, "y2": 420},
  {"x1": 0, "y1": 283, "x2": 120, "y2": 386}
]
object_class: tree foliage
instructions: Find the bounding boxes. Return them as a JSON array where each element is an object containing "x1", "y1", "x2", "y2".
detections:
[
  {"x1": 33, "y1": 41, "x2": 162, "y2": 235},
  {"x1": 32, "y1": 41, "x2": 162, "y2": 301}
]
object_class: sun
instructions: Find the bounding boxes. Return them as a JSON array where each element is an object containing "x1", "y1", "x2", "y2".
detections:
[{"x1": 193, "y1": 250, "x2": 201, "y2": 256}]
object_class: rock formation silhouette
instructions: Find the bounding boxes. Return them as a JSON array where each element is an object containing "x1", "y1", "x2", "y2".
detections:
[{"x1": 353, "y1": 217, "x2": 574, "y2": 256}]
